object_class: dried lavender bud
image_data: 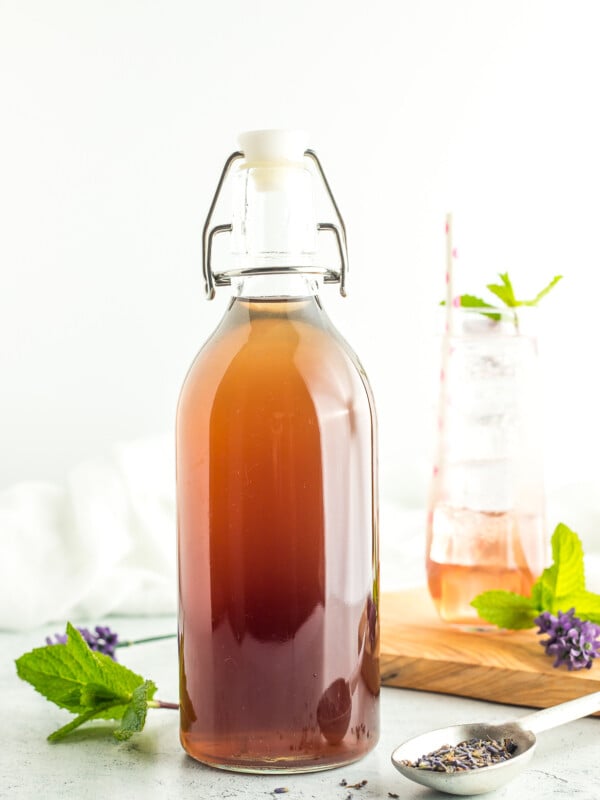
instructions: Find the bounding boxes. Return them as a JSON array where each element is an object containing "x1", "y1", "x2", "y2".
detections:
[
  {"x1": 45, "y1": 633, "x2": 68, "y2": 646},
  {"x1": 401, "y1": 737, "x2": 517, "y2": 772},
  {"x1": 272, "y1": 789, "x2": 289, "y2": 795},
  {"x1": 45, "y1": 625, "x2": 120, "y2": 660},
  {"x1": 535, "y1": 609, "x2": 600, "y2": 670}
]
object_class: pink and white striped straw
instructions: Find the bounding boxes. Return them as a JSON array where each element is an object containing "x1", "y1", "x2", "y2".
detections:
[{"x1": 432, "y1": 213, "x2": 457, "y2": 489}]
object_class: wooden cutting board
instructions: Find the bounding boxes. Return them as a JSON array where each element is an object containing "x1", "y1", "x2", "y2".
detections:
[{"x1": 380, "y1": 588, "x2": 600, "y2": 712}]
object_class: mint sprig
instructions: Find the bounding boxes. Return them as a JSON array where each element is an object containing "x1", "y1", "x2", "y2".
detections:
[
  {"x1": 445, "y1": 273, "x2": 562, "y2": 326},
  {"x1": 471, "y1": 523, "x2": 600, "y2": 630},
  {"x1": 15, "y1": 623, "x2": 174, "y2": 741}
]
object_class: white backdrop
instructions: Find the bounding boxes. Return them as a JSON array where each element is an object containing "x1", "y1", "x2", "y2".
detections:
[{"x1": 2, "y1": 1, "x2": 600, "y2": 625}]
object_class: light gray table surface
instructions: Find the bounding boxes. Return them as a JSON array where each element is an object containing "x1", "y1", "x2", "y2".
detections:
[{"x1": 1, "y1": 613, "x2": 599, "y2": 800}]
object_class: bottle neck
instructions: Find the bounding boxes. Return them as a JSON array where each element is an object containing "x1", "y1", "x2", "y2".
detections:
[
  {"x1": 231, "y1": 164, "x2": 318, "y2": 271},
  {"x1": 233, "y1": 273, "x2": 322, "y2": 300}
]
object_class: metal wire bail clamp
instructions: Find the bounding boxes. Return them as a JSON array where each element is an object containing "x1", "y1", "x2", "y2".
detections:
[{"x1": 202, "y1": 149, "x2": 349, "y2": 299}]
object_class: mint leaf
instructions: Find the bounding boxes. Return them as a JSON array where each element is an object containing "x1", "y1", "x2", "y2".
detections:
[
  {"x1": 533, "y1": 523, "x2": 585, "y2": 614},
  {"x1": 566, "y1": 591, "x2": 600, "y2": 625},
  {"x1": 531, "y1": 579, "x2": 552, "y2": 614},
  {"x1": 458, "y1": 295, "x2": 503, "y2": 321},
  {"x1": 16, "y1": 623, "x2": 145, "y2": 716},
  {"x1": 486, "y1": 273, "x2": 517, "y2": 307},
  {"x1": 16, "y1": 623, "x2": 158, "y2": 741},
  {"x1": 522, "y1": 275, "x2": 563, "y2": 306},
  {"x1": 114, "y1": 681, "x2": 157, "y2": 741},
  {"x1": 487, "y1": 272, "x2": 562, "y2": 309},
  {"x1": 440, "y1": 295, "x2": 502, "y2": 321},
  {"x1": 471, "y1": 590, "x2": 537, "y2": 629},
  {"x1": 441, "y1": 294, "x2": 492, "y2": 309},
  {"x1": 48, "y1": 701, "x2": 121, "y2": 742},
  {"x1": 79, "y1": 682, "x2": 130, "y2": 709},
  {"x1": 457, "y1": 294, "x2": 495, "y2": 309}
]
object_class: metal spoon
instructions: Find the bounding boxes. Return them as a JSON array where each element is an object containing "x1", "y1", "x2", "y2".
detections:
[{"x1": 391, "y1": 689, "x2": 600, "y2": 796}]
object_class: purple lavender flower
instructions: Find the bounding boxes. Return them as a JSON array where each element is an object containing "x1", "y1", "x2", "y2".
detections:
[
  {"x1": 45, "y1": 633, "x2": 68, "y2": 646},
  {"x1": 535, "y1": 608, "x2": 600, "y2": 670},
  {"x1": 45, "y1": 625, "x2": 120, "y2": 660}
]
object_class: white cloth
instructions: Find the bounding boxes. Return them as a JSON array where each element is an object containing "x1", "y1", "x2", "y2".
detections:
[
  {"x1": 0, "y1": 436, "x2": 176, "y2": 630},
  {"x1": 1, "y1": 436, "x2": 599, "y2": 630}
]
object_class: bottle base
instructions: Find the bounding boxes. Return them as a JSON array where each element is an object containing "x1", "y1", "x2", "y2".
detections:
[{"x1": 180, "y1": 732, "x2": 379, "y2": 775}]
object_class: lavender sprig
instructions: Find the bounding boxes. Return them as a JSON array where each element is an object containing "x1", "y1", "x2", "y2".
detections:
[
  {"x1": 46, "y1": 625, "x2": 119, "y2": 659},
  {"x1": 45, "y1": 626, "x2": 176, "y2": 661},
  {"x1": 535, "y1": 608, "x2": 600, "y2": 670}
]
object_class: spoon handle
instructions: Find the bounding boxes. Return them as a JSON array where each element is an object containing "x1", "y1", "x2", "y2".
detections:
[{"x1": 517, "y1": 689, "x2": 600, "y2": 734}]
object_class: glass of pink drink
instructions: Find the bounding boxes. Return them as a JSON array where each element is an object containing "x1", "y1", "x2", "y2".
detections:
[{"x1": 426, "y1": 307, "x2": 547, "y2": 628}]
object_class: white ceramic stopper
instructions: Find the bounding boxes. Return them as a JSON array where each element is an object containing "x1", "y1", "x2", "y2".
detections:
[{"x1": 238, "y1": 129, "x2": 308, "y2": 167}]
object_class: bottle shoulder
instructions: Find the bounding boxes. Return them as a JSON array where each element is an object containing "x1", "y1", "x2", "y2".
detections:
[{"x1": 178, "y1": 297, "x2": 374, "y2": 419}]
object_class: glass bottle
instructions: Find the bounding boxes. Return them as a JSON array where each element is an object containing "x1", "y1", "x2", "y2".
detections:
[{"x1": 177, "y1": 131, "x2": 379, "y2": 773}]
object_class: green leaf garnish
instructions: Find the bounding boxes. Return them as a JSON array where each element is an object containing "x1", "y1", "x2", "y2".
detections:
[
  {"x1": 441, "y1": 294, "x2": 502, "y2": 321},
  {"x1": 15, "y1": 624, "x2": 159, "y2": 741},
  {"x1": 470, "y1": 591, "x2": 537, "y2": 630},
  {"x1": 486, "y1": 272, "x2": 517, "y2": 307},
  {"x1": 486, "y1": 272, "x2": 563, "y2": 309},
  {"x1": 114, "y1": 681, "x2": 157, "y2": 741},
  {"x1": 444, "y1": 273, "x2": 562, "y2": 325},
  {"x1": 471, "y1": 522, "x2": 600, "y2": 629},
  {"x1": 521, "y1": 274, "x2": 563, "y2": 307},
  {"x1": 534, "y1": 521, "x2": 585, "y2": 611},
  {"x1": 563, "y1": 591, "x2": 600, "y2": 625}
]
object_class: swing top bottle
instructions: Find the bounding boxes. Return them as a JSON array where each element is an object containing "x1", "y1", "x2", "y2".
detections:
[{"x1": 176, "y1": 130, "x2": 380, "y2": 772}]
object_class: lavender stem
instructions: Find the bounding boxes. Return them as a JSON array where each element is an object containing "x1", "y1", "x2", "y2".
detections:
[{"x1": 116, "y1": 634, "x2": 177, "y2": 648}]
